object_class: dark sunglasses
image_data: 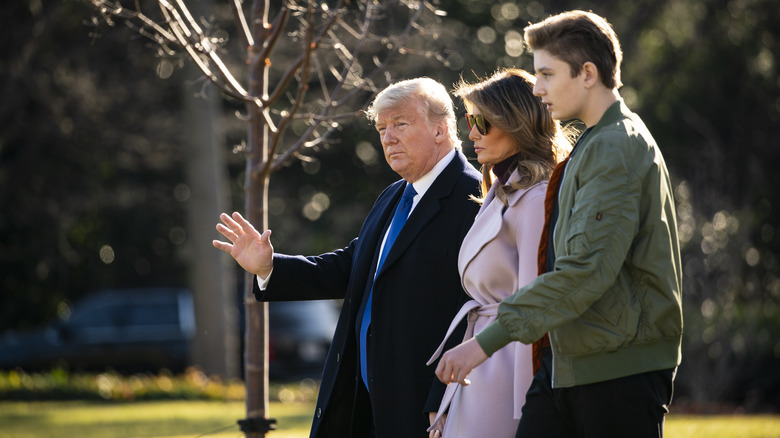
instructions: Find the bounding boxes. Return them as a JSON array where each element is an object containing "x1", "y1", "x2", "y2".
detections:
[{"x1": 465, "y1": 113, "x2": 490, "y2": 135}]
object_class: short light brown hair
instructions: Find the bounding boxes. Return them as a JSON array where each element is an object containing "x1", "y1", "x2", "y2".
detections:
[{"x1": 524, "y1": 10, "x2": 623, "y2": 89}]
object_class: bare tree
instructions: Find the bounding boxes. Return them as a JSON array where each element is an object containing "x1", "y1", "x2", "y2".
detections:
[{"x1": 87, "y1": 0, "x2": 448, "y2": 435}]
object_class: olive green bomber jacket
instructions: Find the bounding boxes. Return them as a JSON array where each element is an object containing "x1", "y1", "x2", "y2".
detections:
[{"x1": 476, "y1": 100, "x2": 683, "y2": 388}]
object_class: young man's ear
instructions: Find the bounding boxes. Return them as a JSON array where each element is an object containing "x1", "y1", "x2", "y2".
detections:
[{"x1": 581, "y1": 62, "x2": 600, "y2": 88}]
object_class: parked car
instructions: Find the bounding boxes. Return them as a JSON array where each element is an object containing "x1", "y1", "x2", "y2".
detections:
[
  {"x1": 265, "y1": 300, "x2": 339, "y2": 380},
  {"x1": 0, "y1": 288, "x2": 339, "y2": 379},
  {"x1": 0, "y1": 288, "x2": 196, "y2": 373}
]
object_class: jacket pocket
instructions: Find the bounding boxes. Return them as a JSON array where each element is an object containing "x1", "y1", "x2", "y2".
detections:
[
  {"x1": 562, "y1": 204, "x2": 590, "y2": 256},
  {"x1": 553, "y1": 279, "x2": 640, "y2": 356},
  {"x1": 564, "y1": 201, "x2": 620, "y2": 256}
]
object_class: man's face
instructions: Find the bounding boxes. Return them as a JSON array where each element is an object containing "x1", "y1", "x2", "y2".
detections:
[
  {"x1": 533, "y1": 49, "x2": 587, "y2": 123},
  {"x1": 375, "y1": 99, "x2": 445, "y2": 183}
]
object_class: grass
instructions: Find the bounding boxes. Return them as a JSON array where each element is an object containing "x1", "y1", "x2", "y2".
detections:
[
  {"x1": 2, "y1": 370, "x2": 778, "y2": 437},
  {"x1": 1, "y1": 400, "x2": 779, "y2": 438},
  {"x1": 667, "y1": 415, "x2": 780, "y2": 438},
  {"x1": 0, "y1": 399, "x2": 313, "y2": 438},
  {"x1": 0, "y1": 368, "x2": 319, "y2": 437}
]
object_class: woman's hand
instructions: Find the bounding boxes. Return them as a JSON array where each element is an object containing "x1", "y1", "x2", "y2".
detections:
[{"x1": 428, "y1": 412, "x2": 447, "y2": 438}]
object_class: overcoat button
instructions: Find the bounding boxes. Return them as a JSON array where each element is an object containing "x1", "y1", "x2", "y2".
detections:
[
  {"x1": 317, "y1": 408, "x2": 322, "y2": 418},
  {"x1": 336, "y1": 353, "x2": 341, "y2": 362}
]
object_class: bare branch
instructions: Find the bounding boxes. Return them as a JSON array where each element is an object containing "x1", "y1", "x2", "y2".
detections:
[
  {"x1": 87, "y1": 0, "x2": 445, "y2": 173},
  {"x1": 293, "y1": 110, "x2": 366, "y2": 123},
  {"x1": 267, "y1": 0, "x2": 319, "y2": 160},
  {"x1": 253, "y1": 5, "x2": 292, "y2": 70},
  {"x1": 311, "y1": 53, "x2": 332, "y2": 103},
  {"x1": 262, "y1": 0, "x2": 348, "y2": 109},
  {"x1": 230, "y1": 0, "x2": 254, "y2": 48},
  {"x1": 205, "y1": 44, "x2": 250, "y2": 97},
  {"x1": 255, "y1": 7, "x2": 295, "y2": 106},
  {"x1": 171, "y1": 0, "x2": 204, "y2": 37},
  {"x1": 157, "y1": 0, "x2": 251, "y2": 100},
  {"x1": 331, "y1": 0, "x2": 428, "y2": 104},
  {"x1": 272, "y1": 0, "x2": 425, "y2": 170},
  {"x1": 271, "y1": 0, "x2": 429, "y2": 170},
  {"x1": 90, "y1": 0, "x2": 178, "y2": 43}
]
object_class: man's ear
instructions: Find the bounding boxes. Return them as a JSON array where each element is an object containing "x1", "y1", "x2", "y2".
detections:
[
  {"x1": 434, "y1": 122, "x2": 447, "y2": 144},
  {"x1": 581, "y1": 62, "x2": 600, "y2": 88}
]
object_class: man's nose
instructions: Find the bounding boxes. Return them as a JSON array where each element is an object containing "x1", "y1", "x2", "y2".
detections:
[
  {"x1": 382, "y1": 127, "x2": 396, "y2": 144},
  {"x1": 533, "y1": 81, "x2": 544, "y2": 96}
]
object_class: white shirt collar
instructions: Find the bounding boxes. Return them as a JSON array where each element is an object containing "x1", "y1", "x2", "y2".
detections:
[{"x1": 407, "y1": 148, "x2": 456, "y2": 208}]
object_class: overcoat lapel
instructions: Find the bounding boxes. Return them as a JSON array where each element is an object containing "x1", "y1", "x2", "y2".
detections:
[
  {"x1": 457, "y1": 170, "x2": 536, "y2": 278},
  {"x1": 375, "y1": 152, "x2": 467, "y2": 279},
  {"x1": 458, "y1": 185, "x2": 503, "y2": 276},
  {"x1": 354, "y1": 182, "x2": 404, "y2": 282}
]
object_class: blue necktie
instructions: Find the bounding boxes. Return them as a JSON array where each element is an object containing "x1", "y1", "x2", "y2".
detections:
[{"x1": 359, "y1": 183, "x2": 417, "y2": 389}]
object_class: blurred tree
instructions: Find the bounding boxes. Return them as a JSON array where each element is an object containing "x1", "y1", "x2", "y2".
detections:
[
  {"x1": 621, "y1": 0, "x2": 780, "y2": 410},
  {"x1": 0, "y1": 1, "x2": 189, "y2": 329},
  {"x1": 180, "y1": 41, "x2": 239, "y2": 382}
]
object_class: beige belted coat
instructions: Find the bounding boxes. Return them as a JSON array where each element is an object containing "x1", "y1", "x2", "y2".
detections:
[{"x1": 428, "y1": 171, "x2": 546, "y2": 437}]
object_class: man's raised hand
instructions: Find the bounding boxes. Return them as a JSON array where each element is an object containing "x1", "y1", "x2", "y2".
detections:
[{"x1": 213, "y1": 212, "x2": 274, "y2": 278}]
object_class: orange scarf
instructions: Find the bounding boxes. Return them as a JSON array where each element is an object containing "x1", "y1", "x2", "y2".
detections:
[{"x1": 532, "y1": 156, "x2": 570, "y2": 374}]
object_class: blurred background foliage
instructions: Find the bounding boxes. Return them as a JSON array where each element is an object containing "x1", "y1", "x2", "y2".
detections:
[{"x1": 1, "y1": 0, "x2": 778, "y2": 411}]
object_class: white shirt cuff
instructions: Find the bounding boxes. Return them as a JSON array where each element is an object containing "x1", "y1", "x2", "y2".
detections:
[{"x1": 256, "y1": 270, "x2": 272, "y2": 290}]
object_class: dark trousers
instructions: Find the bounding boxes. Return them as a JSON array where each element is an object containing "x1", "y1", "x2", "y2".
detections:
[{"x1": 516, "y1": 349, "x2": 675, "y2": 438}]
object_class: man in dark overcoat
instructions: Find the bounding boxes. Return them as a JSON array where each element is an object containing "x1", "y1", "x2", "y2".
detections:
[{"x1": 214, "y1": 77, "x2": 481, "y2": 437}]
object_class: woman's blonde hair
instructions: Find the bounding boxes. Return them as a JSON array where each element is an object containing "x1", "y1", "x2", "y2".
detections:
[{"x1": 453, "y1": 68, "x2": 574, "y2": 203}]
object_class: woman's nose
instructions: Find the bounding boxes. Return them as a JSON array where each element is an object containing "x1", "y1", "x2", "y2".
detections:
[{"x1": 468, "y1": 125, "x2": 480, "y2": 141}]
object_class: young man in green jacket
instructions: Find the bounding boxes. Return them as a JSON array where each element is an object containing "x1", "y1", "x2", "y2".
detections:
[{"x1": 435, "y1": 10, "x2": 683, "y2": 437}]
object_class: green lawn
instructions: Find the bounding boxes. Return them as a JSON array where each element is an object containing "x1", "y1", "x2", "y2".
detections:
[
  {"x1": 1, "y1": 400, "x2": 779, "y2": 438},
  {"x1": 0, "y1": 400, "x2": 310, "y2": 438},
  {"x1": 667, "y1": 415, "x2": 780, "y2": 438}
]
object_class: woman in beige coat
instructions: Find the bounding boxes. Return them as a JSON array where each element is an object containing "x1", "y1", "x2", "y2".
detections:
[{"x1": 427, "y1": 68, "x2": 571, "y2": 438}]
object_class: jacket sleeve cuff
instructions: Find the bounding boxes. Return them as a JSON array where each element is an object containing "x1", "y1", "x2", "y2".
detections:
[{"x1": 475, "y1": 321, "x2": 513, "y2": 357}]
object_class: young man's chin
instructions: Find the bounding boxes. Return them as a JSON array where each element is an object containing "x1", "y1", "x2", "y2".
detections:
[{"x1": 550, "y1": 110, "x2": 574, "y2": 123}]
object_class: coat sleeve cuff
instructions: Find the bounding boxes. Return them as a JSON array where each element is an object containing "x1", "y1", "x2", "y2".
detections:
[{"x1": 475, "y1": 321, "x2": 513, "y2": 357}]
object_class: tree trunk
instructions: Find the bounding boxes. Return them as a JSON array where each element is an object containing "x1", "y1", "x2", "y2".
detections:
[
  {"x1": 183, "y1": 67, "x2": 239, "y2": 379},
  {"x1": 242, "y1": 104, "x2": 271, "y2": 436},
  {"x1": 242, "y1": 0, "x2": 272, "y2": 431}
]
